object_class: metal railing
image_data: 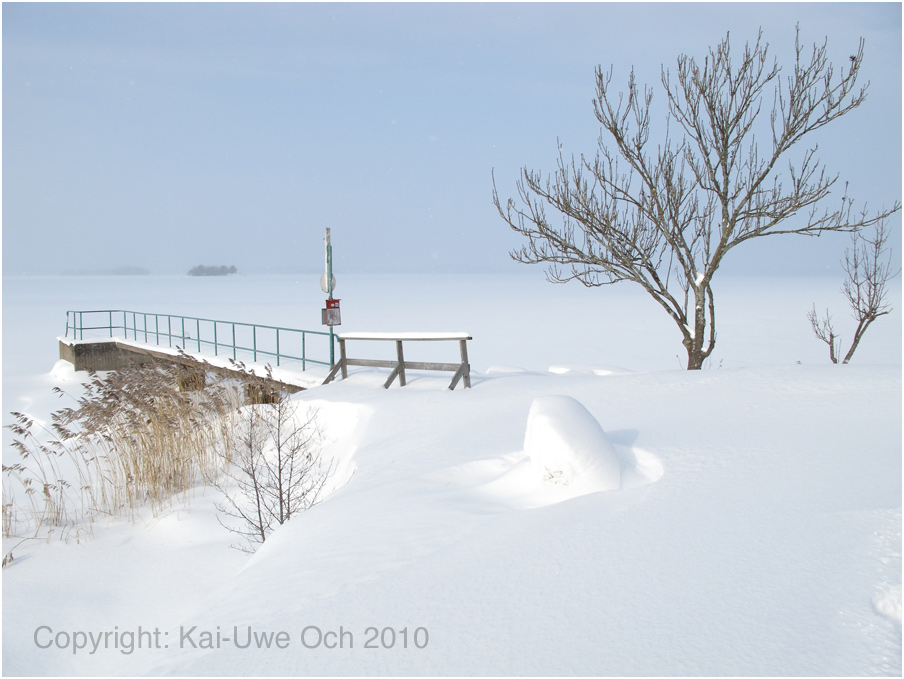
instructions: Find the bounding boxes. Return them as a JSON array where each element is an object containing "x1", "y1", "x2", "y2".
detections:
[{"x1": 64, "y1": 310, "x2": 335, "y2": 370}]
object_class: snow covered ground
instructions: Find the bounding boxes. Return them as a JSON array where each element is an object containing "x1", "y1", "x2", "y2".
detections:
[{"x1": 2, "y1": 272, "x2": 901, "y2": 676}]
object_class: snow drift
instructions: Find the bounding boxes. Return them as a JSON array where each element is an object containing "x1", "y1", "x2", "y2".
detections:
[
  {"x1": 2, "y1": 273, "x2": 901, "y2": 676},
  {"x1": 524, "y1": 395, "x2": 622, "y2": 493}
]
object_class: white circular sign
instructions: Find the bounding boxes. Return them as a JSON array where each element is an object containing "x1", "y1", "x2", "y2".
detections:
[{"x1": 320, "y1": 273, "x2": 337, "y2": 294}]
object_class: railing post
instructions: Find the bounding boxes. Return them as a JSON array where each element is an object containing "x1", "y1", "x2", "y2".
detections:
[
  {"x1": 232, "y1": 324, "x2": 236, "y2": 360},
  {"x1": 168, "y1": 316, "x2": 172, "y2": 348},
  {"x1": 214, "y1": 321, "x2": 218, "y2": 356},
  {"x1": 276, "y1": 328, "x2": 280, "y2": 366},
  {"x1": 253, "y1": 326, "x2": 257, "y2": 362}
]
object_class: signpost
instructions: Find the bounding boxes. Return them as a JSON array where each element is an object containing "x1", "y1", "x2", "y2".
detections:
[{"x1": 321, "y1": 228, "x2": 340, "y2": 366}]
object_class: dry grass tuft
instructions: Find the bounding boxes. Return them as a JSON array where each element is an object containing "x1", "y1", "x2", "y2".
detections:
[
  {"x1": 3, "y1": 355, "x2": 327, "y2": 561},
  {"x1": 3, "y1": 357, "x2": 250, "y2": 545}
]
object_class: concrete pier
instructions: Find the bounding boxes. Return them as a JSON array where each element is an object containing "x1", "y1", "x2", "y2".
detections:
[{"x1": 58, "y1": 338, "x2": 304, "y2": 394}]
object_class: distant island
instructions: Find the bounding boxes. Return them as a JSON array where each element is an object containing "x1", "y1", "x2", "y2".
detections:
[{"x1": 188, "y1": 265, "x2": 238, "y2": 277}]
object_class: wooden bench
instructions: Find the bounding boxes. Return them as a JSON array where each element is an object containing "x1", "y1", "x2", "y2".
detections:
[{"x1": 322, "y1": 332, "x2": 472, "y2": 390}]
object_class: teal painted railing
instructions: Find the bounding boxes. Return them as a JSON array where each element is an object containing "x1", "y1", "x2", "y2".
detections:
[{"x1": 64, "y1": 310, "x2": 334, "y2": 370}]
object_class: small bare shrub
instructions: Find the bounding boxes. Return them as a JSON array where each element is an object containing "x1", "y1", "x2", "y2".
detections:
[
  {"x1": 213, "y1": 379, "x2": 331, "y2": 552},
  {"x1": 809, "y1": 220, "x2": 900, "y2": 363}
]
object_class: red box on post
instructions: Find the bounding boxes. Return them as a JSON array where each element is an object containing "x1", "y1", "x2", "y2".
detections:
[{"x1": 322, "y1": 298, "x2": 341, "y2": 326}]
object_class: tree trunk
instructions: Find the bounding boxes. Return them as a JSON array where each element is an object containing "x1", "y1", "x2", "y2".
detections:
[
  {"x1": 685, "y1": 345, "x2": 705, "y2": 370},
  {"x1": 683, "y1": 286, "x2": 710, "y2": 369}
]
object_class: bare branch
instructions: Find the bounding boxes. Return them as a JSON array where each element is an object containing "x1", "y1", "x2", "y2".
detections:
[
  {"x1": 839, "y1": 221, "x2": 900, "y2": 363},
  {"x1": 808, "y1": 220, "x2": 898, "y2": 364},
  {"x1": 496, "y1": 27, "x2": 900, "y2": 369},
  {"x1": 807, "y1": 305, "x2": 840, "y2": 364}
]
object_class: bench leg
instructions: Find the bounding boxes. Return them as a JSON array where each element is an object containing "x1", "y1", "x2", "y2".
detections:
[
  {"x1": 323, "y1": 361, "x2": 343, "y2": 385},
  {"x1": 339, "y1": 339, "x2": 348, "y2": 379},
  {"x1": 323, "y1": 339, "x2": 348, "y2": 385},
  {"x1": 396, "y1": 340, "x2": 407, "y2": 387},
  {"x1": 384, "y1": 364, "x2": 401, "y2": 389},
  {"x1": 449, "y1": 364, "x2": 467, "y2": 390},
  {"x1": 455, "y1": 339, "x2": 471, "y2": 389}
]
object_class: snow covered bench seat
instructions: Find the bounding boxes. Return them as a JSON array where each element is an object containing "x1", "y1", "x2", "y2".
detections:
[{"x1": 322, "y1": 332, "x2": 472, "y2": 390}]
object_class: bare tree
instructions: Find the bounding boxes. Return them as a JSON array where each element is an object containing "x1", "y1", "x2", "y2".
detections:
[
  {"x1": 494, "y1": 28, "x2": 900, "y2": 369},
  {"x1": 808, "y1": 220, "x2": 899, "y2": 364},
  {"x1": 214, "y1": 387, "x2": 331, "y2": 552}
]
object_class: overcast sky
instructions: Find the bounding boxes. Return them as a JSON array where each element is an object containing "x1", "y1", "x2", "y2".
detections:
[{"x1": 2, "y1": 2, "x2": 901, "y2": 276}]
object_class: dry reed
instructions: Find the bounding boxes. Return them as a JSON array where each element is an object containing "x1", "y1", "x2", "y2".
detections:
[{"x1": 3, "y1": 357, "x2": 249, "y2": 544}]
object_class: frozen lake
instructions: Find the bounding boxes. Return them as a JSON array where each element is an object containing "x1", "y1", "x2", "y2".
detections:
[{"x1": 4, "y1": 272, "x2": 901, "y2": 382}]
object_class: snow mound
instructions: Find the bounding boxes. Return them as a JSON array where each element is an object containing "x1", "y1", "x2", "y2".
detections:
[
  {"x1": 548, "y1": 364, "x2": 633, "y2": 376},
  {"x1": 874, "y1": 584, "x2": 902, "y2": 624},
  {"x1": 524, "y1": 395, "x2": 622, "y2": 493},
  {"x1": 49, "y1": 359, "x2": 80, "y2": 381}
]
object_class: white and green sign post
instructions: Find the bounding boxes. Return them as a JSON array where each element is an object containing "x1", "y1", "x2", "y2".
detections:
[{"x1": 321, "y1": 228, "x2": 340, "y2": 366}]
